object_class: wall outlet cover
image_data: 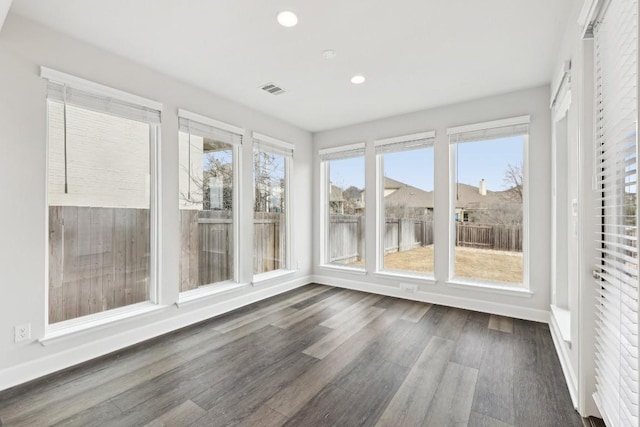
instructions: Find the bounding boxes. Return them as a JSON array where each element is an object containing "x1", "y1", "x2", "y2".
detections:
[
  {"x1": 400, "y1": 283, "x2": 418, "y2": 293},
  {"x1": 15, "y1": 323, "x2": 31, "y2": 343}
]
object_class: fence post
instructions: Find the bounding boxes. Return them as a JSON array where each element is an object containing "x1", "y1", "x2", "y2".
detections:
[{"x1": 358, "y1": 215, "x2": 365, "y2": 261}]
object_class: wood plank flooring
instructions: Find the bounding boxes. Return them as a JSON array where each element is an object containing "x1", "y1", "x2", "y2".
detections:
[{"x1": 0, "y1": 284, "x2": 583, "y2": 427}]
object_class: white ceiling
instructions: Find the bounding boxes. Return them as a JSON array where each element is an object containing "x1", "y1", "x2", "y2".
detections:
[{"x1": 10, "y1": 0, "x2": 574, "y2": 132}]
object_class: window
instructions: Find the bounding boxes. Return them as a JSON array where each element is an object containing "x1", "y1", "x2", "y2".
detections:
[
  {"x1": 448, "y1": 117, "x2": 528, "y2": 286},
  {"x1": 178, "y1": 111, "x2": 242, "y2": 292},
  {"x1": 375, "y1": 132, "x2": 435, "y2": 275},
  {"x1": 44, "y1": 68, "x2": 161, "y2": 324},
  {"x1": 253, "y1": 133, "x2": 293, "y2": 275},
  {"x1": 320, "y1": 143, "x2": 366, "y2": 269}
]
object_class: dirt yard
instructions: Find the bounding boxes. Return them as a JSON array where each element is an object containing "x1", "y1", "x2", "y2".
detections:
[{"x1": 380, "y1": 245, "x2": 523, "y2": 285}]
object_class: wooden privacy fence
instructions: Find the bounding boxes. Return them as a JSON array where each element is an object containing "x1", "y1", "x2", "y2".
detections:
[
  {"x1": 180, "y1": 210, "x2": 233, "y2": 292},
  {"x1": 456, "y1": 223, "x2": 522, "y2": 252},
  {"x1": 49, "y1": 206, "x2": 285, "y2": 323},
  {"x1": 384, "y1": 218, "x2": 434, "y2": 254},
  {"x1": 180, "y1": 211, "x2": 284, "y2": 291},
  {"x1": 329, "y1": 214, "x2": 365, "y2": 264},
  {"x1": 49, "y1": 207, "x2": 522, "y2": 323},
  {"x1": 49, "y1": 206, "x2": 150, "y2": 324},
  {"x1": 329, "y1": 215, "x2": 522, "y2": 263},
  {"x1": 253, "y1": 212, "x2": 286, "y2": 275}
]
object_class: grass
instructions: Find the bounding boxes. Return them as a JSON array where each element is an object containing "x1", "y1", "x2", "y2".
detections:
[{"x1": 379, "y1": 245, "x2": 523, "y2": 285}]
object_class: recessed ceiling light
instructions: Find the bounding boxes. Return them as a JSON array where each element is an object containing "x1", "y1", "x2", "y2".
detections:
[
  {"x1": 351, "y1": 75, "x2": 366, "y2": 84},
  {"x1": 322, "y1": 50, "x2": 336, "y2": 60},
  {"x1": 277, "y1": 11, "x2": 298, "y2": 27}
]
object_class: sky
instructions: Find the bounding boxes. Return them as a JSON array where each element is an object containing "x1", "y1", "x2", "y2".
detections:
[{"x1": 329, "y1": 136, "x2": 524, "y2": 192}]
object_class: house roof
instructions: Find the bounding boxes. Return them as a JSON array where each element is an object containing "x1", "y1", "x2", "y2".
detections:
[
  {"x1": 330, "y1": 184, "x2": 344, "y2": 202},
  {"x1": 344, "y1": 177, "x2": 516, "y2": 210},
  {"x1": 384, "y1": 177, "x2": 405, "y2": 190},
  {"x1": 384, "y1": 179, "x2": 514, "y2": 210},
  {"x1": 454, "y1": 183, "x2": 514, "y2": 209},
  {"x1": 385, "y1": 185, "x2": 433, "y2": 208}
]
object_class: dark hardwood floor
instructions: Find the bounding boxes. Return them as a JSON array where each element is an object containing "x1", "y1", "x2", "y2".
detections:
[{"x1": 0, "y1": 284, "x2": 583, "y2": 426}]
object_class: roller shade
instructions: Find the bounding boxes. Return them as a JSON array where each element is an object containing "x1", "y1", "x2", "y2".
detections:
[
  {"x1": 46, "y1": 81, "x2": 161, "y2": 125},
  {"x1": 448, "y1": 116, "x2": 530, "y2": 144},
  {"x1": 253, "y1": 132, "x2": 294, "y2": 157},
  {"x1": 178, "y1": 117, "x2": 242, "y2": 145},
  {"x1": 374, "y1": 131, "x2": 435, "y2": 154},
  {"x1": 592, "y1": 0, "x2": 639, "y2": 426},
  {"x1": 319, "y1": 142, "x2": 365, "y2": 161}
]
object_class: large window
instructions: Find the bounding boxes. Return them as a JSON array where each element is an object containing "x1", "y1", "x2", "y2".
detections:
[
  {"x1": 253, "y1": 133, "x2": 293, "y2": 275},
  {"x1": 45, "y1": 69, "x2": 160, "y2": 324},
  {"x1": 376, "y1": 132, "x2": 435, "y2": 275},
  {"x1": 448, "y1": 117, "x2": 528, "y2": 286},
  {"x1": 320, "y1": 143, "x2": 366, "y2": 268},
  {"x1": 178, "y1": 111, "x2": 241, "y2": 292}
]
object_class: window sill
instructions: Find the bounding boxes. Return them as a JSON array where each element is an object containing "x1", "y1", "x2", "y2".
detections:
[
  {"x1": 318, "y1": 264, "x2": 367, "y2": 275},
  {"x1": 41, "y1": 301, "x2": 167, "y2": 346},
  {"x1": 372, "y1": 270, "x2": 436, "y2": 284},
  {"x1": 550, "y1": 304, "x2": 571, "y2": 344},
  {"x1": 253, "y1": 269, "x2": 296, "y2": 284},
  {"x1": 176, "y1": 281, "x2": 248, "y2": 307},
  {"x1": 446, "y1": 279, "x2": 533, "y2": 298}
]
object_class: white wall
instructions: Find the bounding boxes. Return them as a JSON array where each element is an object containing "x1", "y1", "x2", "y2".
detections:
[
  {"x1": 0, "y1": 14, "x2": 313, "y2": 390},
  {"x1": 548, "y1": 0, "x2": 600, "y2": 418},
  {"x1": 0, "y1": 0, "x2": 10, "y2": 32},
  {"x1": 313, "y1": 85, "x2": 552, "y2": 322}
]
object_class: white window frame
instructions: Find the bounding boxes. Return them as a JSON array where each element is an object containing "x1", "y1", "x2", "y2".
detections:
[
  {"x1": 549, "y1": 62, "x2": 573, "y2": 343},
  {"x1": 374, "y1": 131, "x2": 436, "y2": 279},
  {"x1": 446, "y1": 116, "x2": 531, "y2": 291},
  {"x1": 176, "y1": 109, "x2": 244, "y2": 300},
  {"x1": 41, "y1": 68, "x2": 163, "y2": 338},
  {"x1": 252, "y1": 132, "x2": 294, "y2": 280},
  {"x1": 319, "y1": 142, "x2": 367, "y2": 272}
]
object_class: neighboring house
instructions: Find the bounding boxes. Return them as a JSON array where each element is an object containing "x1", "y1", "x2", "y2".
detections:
[
  {"x1": 329, "y1": 183, "x2": 345, "y2": 214},
  {"x1": 453, "y1": 181, "x2": 518, "y2": 221},
  {"x1": 352, "y1": 177, "x2": 519, "y2": 221}
]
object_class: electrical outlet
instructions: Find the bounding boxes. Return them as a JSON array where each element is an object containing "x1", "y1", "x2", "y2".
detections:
[
  {"x1": 400, "y1": 283, "x2": 418, "y2": 293},
  {"x1": 15, "y1": 323, "x2": 31, "y2": 343}
]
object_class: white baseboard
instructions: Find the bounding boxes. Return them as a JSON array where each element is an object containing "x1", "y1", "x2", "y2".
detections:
[
  {"x1": 0, "y1": 275, "x2": 311, "y2": 392},
  {"x1": 311, "y1": 274, "x2": 550, "y2": 323},
  {"x1": 549, "y1": 308, "x2": 578, "y2": 409}
]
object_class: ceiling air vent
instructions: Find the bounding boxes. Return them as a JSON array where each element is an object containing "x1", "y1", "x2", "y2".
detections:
[{"x1": 260, "y1": 82, "x2": 286, "y2": 95}]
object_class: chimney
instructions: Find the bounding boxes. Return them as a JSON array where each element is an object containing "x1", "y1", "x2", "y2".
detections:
[{"x1": 479, "y1": 179, "x2": 487, "y2": 196}]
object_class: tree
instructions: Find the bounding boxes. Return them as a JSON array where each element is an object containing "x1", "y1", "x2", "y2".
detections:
[
  {"x1": 179, "y1": 150, "x2": 233, "y2": 211},
  {"x1": 502, "y1": 162, "x2": 523, "y2": 202},
  {"x1": 253, "y1": 150, "x2": 285, "y2": 213},
  {"x1": 469, "y1": 163, "x2": 524, "y2": 225}
]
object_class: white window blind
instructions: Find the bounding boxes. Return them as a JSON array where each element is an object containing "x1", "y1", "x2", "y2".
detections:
[
  {"x1": 593, "y1": 0, "x2": 639, "y2": 426},
  {"x1": 253, "y1": 132, "x2": 294, "y2": 157},
  {"x1": 447, "y1": 116, "x2": 530, "y2": 144},
  {"x1": 45, "y1": 82, "x2": 161, "y2": 125},
  {"x1": 178, "y1": 117, "x2": 243, "y2": 145},
  {"x1": 374, "y1": 131, "x2": 435, "y2": 154},
  {"x1": 319, "y1": 142, "x2": 365, "y2": 161}
]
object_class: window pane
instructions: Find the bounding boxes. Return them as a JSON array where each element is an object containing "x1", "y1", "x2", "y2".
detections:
[
  {"x1": 254, "y1": 149, "x2": 287, "y2": 273},
  {"x1": 47, "y1": 101, "x2": 152, "y2": 323},
  {"x1": 382, "y1": 147, "x2": 434, "y2": 274},
  {"x1": 454, "y1": 136, "x2": 524, "y2": 285},
  {"x1": 327, "y1": 156, "x2": 365, "y2": 267},
  {"x1": 179, "y1": 132, "x2": 234, "y2": 291}
]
